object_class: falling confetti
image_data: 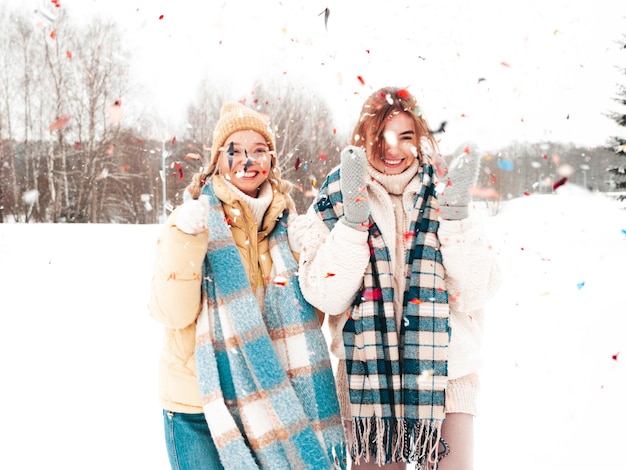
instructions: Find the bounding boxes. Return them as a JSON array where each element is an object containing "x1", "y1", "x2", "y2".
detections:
[
  {"x1": 184, "y1": 153, "x2": 201, "y2": 160},
  {"x1": 357, "y1": 75, "x2": 365, "y2": 85},
  {"x1": 428, "y1": 121, "x2": 446, "y2": 135},
  {"x1": 324, "y1": 273, "x2": 335, "y2": 278},
  {"x1": 612, "y1": 352, "x2": 620, "y2": 361},
  {"x1": 318, "y1": 8, "x2": 330, "y2": 31},
  {"x1": 49, "y1": 115, "x2": 70, "y2": 131},
  {"x1": 552, "y1": 176, "x2": 568, "y2": 190},
  {"x1": 361, "y1": 287, "x2": 382, "y2": 301},
  {"x1": 396, "y1": 88, "x2": 410, "y2": 99},
  {"x1": 272, "y1": 275, "x2": 288, "y2": 286},
  {"x1": 109, "y1": 100, "x2": 122, "y2": 124}
]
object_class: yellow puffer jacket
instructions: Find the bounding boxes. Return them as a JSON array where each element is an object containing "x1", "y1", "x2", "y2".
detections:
[{"x1": 149, "y1": 175, "x2": 288, "y2": 413}]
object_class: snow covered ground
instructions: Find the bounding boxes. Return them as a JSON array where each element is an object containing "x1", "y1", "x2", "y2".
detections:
[{"x1": 0, "y1": 186, "x2": 624, "y2": 469}]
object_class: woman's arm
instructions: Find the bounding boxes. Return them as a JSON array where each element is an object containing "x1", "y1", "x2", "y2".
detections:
[
  {"x1": 148, "y1": 206, "x2": 209, "y2": 329},
  {"x1": 297, "y1": 205, "x2": 371, "y2": 315}
]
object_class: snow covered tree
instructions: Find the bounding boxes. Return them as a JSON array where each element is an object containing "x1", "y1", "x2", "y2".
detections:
[{"x1": 606, "y1": 33, "x2": 626, "y2": 198}]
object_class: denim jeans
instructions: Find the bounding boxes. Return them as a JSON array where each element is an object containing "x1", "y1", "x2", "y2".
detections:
[{"x1": 163, "y1": 410, "x2": 223, "y2": 470}]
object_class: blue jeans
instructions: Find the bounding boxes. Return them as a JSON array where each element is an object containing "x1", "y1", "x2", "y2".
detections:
[{"x1": 163, "y1": 410, "x2": 223, "y2": 470}]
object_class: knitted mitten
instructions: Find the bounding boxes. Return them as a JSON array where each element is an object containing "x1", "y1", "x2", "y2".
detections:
[
  {"x1": 174, "y1": 195, "x2": 210, "y2": 234},
  {"x1": 438, "y1": 142, "x2": 481, "y2": 220},
  {"x1": 340, "y1": 146, "x2": 370, "y2": 231}
]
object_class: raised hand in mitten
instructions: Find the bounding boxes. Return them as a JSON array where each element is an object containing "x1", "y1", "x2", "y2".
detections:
[
  {"x1": 438, "y1": 142, "x2": 481, "y2": 220},
  {"x1": 340, "y1": 146, "x2": 370, "y2": 231},
  {"x1": 174, "y1": 195, "x2": 210, "y2": 235}
]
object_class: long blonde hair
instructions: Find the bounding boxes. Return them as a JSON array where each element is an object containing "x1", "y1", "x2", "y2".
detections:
[{"x1": 350, "y1": 86, "x2": 439, "y2": 163}]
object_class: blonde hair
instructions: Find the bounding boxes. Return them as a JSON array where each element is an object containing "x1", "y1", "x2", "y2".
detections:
[{"x1": 350, "y1": 86, "x2": 439, "y2": 163}]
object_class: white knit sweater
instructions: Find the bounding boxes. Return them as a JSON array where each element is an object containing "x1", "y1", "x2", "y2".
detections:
[{"x1": 297, "y1": 163, "x2": 501, "y2": 415}]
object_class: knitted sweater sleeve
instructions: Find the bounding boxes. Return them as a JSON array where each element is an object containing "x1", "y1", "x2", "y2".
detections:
[
  {"x1": 298, "y1": 205, "x2": 371, "y2": 315},
  {"x1": 148, "y1": 205, "x2": 209, "y2": 329},
  {"x1": 438, "y1": 213, "x2": 501, "y2": 380}
]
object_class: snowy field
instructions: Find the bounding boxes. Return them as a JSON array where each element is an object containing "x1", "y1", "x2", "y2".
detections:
[{"x1": 0, "y1": 186, "x2": 624, "y2": 469}]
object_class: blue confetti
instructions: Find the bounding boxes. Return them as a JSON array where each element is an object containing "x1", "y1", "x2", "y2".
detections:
[
  {"x1": 497, "y1": 159, "x2": 515, "y2": 171},
  {"x1": 576, "y1": 281, "x2": 585, "y2": 290}
]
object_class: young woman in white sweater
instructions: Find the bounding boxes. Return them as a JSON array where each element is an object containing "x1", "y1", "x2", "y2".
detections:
[{"x1": 295, "y1": 87, "x2": 501, "y2": 469}]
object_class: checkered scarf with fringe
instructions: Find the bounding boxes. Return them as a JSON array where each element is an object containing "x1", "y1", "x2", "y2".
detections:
[
  {"x1": 313, "y1": 163, "x2": 450, "y2": 468},
  {"x1": 195, "y1": 183, "x2": 346, "y2": 470}
]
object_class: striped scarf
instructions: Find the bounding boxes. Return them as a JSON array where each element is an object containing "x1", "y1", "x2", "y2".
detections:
[
  {"x1": 195, "y1": 183, "x2": 346, "y2": 470},
  {"x1": 314, "y1": 164, "x2": 450, "y2": 468}
]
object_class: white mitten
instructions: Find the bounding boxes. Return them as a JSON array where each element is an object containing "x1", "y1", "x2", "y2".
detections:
[
  {"x1": 174, "y1": 195, "x2": 210, "y2": 235},
  {"x1": 287, "y1": 212, "x2": 309, "y2": 253},
  {"x1": 340, "y1": 146, "x2": 370, "y2": 231},
  {"x1": 438, "y1": 143, "x2": 481, "y2": 220}
]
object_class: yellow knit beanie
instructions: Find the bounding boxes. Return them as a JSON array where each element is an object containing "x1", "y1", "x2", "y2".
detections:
[{"x1": 210, "y1": 102, "x2": 276, "y2": 167}]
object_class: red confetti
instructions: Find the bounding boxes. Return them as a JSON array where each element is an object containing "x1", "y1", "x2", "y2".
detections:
[
  {"x1": 50, "y1": 30, "x2": 56, "y2": 40},
  {"x1": 500, "y1": 61, "x2": 511, "y2": 67},
  {"x1": 357, "y1": 75, "x2": 365, "y2": 85},
  {"x1": 51, "y1": 0, "x2": 61, "y2": 8},
  {"x1": 396, "y1": 88, "x2": 410, "y2": 99},
  {"x1": 552, "y1": 177, "x2": 568, "y2": 190},
  {"x1": 612, "y1": 352, "x2": 620, "y2": 361},
  {"x1": 172, "y1": 162, "x2": 183, "y2": 179},
  {"x1": 66, "y1": 50, "x2": 72, "y2": 59},
  {"x1": 294, "y1": 157, "x2": 301, "y2": 171},
  {"x1": 318, "y1": 153, "x2": 327, "y2": 161},
  {"x1": 272, "y1": 275, "x2": 288, "y2": 286},
  {"x1": 159, "y1": 14, "x2": 164, "y2": 20},
  {"x1": 361, "y1": 288, "x2": 382, "y2": 301},
  {"x1": 48, "y1": 115, "x2": 70, "y2": 131},
  {"x1": 325, "y1": 273, "x2": 336, "y2": 278},
  {"x1": 409, "y1": 298, "x2": 423, "y2": 304},
  {"x1": 120, "y1": 165, "x2": 130, "y2": 171}
]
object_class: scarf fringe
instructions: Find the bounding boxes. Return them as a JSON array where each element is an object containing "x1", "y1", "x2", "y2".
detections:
[{"x1": 349, "y1": 417, "x2": 442, "y2": 468}]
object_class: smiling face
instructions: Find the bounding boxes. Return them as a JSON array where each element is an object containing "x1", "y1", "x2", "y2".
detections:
[
  {"x1": 217, "y1": 130, "x2": 272, "y2": 197},
  {"x1": 366, "y1": 111, "x2": 418, "y2": 175}
]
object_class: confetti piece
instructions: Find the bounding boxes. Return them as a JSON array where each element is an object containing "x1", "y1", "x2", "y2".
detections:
[
  {"x1": 576, "y1": 281, "x2": 585, "y2": 290},
  {"x1": 417, "y1": 369, "x2": 434, "y2": 383},
  {"x1": 396, "y1": 88, "x2": 410, "y2": 99},
  {"x1": 324, "y1": 273, "x2": 335, "y2": 278},
  {"x1": 66, "y1": 50, "x2": 72, "y2": 59},
  {"x1": 497, "y1": 159, "x2": 515, "y2": 171},
  {"x1": 172, "y1": 162, "x2": 183, "y2": 179},
  {"x1": 273, "y1": 275, "x2": 288, "y2": 286},
  {"x1": 552, "y1": 176, "x2": 568, "y2": 190},
  {"x1": 357, "y1": 75, "x2": 365, "y2": 85},
  {"x1": 409, "y1": 298, "x2": 423, "y2": 304},
  {"x1": 361, "y1": 287, "x2": 382, "y2": 301},
  {"x1": 612, "y1": 352, "x2": 620, "y2": 361},
  {"x1": 109, "y1": 100, "x2": 122, "y2": 124},
  {"x1": 49, "y1": 115, "x2": 70, "y2": 131},
  {"x1": 184, "y1": 153, "x2": 201, "y2": 160}
]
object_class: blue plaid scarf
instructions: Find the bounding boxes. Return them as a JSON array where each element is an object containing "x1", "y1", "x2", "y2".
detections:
[
  {"x1": 195, "y1": 183, "x2": 346, "y2": 470},
  {"x1": 314, "y1": 163, "x2": 450, "y2": 468}
]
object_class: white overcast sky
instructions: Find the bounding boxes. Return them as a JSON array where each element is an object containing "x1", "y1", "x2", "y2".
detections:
[{"x1": 9, "y1": 0, "x2": 626, "y2": 153}]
